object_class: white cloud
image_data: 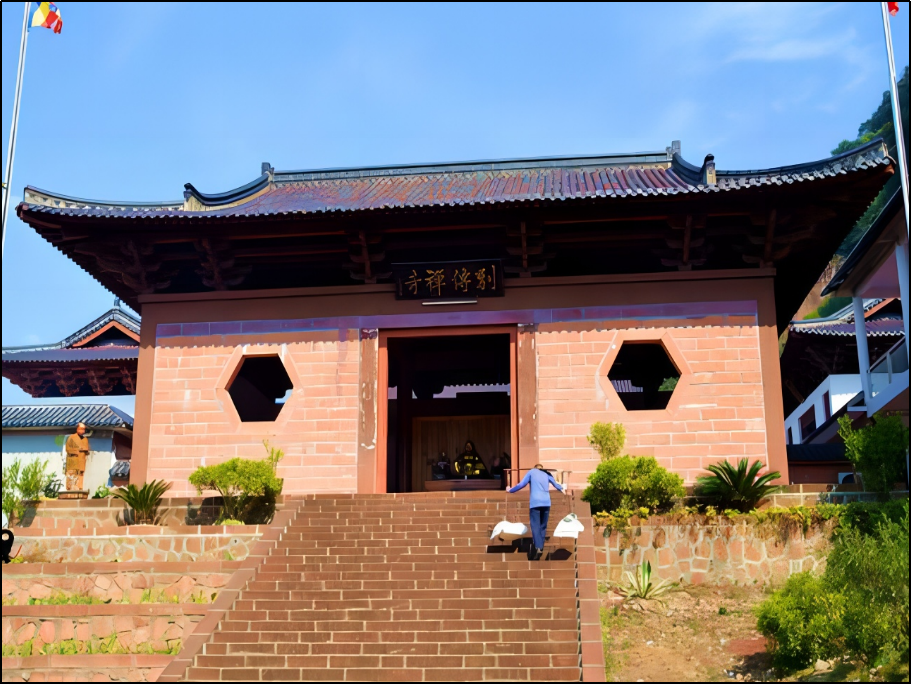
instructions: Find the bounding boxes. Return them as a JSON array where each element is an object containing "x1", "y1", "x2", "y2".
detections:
[{"x1": 726, "y1": 29, "x2": 856, "y2": 62}]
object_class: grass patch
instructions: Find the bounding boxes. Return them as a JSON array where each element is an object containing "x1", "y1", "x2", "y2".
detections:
[
  {"x1": 4, "y1": 637, "x2": 183, "y2": 657},
  {"x1": 27, "y1": 593, "x2": 107, "y2": 606}
]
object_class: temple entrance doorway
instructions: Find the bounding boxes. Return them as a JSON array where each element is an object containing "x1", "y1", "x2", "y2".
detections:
[{"x1": 378, "y1": 328, "x2": 517, "y2": 494}]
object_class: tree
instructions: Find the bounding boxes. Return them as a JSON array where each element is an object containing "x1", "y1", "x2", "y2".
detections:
[{"x1": 834, "y1": 66, "x2": 909, "y2": 256}]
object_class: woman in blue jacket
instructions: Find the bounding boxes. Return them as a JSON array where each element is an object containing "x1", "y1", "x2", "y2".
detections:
[{"x1": 507, "y1": 464, "x2": 565, "y2": 560}]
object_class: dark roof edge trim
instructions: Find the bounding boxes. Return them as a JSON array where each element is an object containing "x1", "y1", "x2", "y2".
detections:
[
  {"x1": 183, "y1": 172, "x2": 271, "y2": 206},
  {"x1": 23, "y1": 185, "x2": 183, "y2": 209},
  {"x1": 718, "y1": 138, "x2": 889, "y2": 176},
  {"x1": 822, "y1": 188, "x2": 903, "y2": 296}
]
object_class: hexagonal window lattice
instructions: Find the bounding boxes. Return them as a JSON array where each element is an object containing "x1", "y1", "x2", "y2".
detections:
[
  {"x1": 227, "y1": 355, "x2": 293, "y2": 422},
  {"x1": 607, "y1": 342, "x2": 681, "y2": 411}
]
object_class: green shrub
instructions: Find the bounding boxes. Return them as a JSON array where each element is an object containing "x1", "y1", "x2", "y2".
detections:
[
  {"x1": 837, "y1": 498, "x2": 908, "y2": 536},
  {"x1": 111, "y1": 480, "x2": 172, "y2": 524},
  {"x1": 582, "y1": 456, "x2": 684, "y2": 514},
  {"x1": 2, "y1": 458, "x2": 54, "y2": 525},
  {"x1": 695, "y1": 458, "x2": 782, "y2": 513},
  {"x1": 756, "y1": 500, "x2": 910, "y2": 672},
  {"x1": 587, "y1": 422, "x2": 626, "y2": 461},
  {"x1": 825, "y1": 502, "x2": 909, "y2": 665},
  {"x1": 755, "y1": 572, "x2": 847, "y2": 670},
  {"x1": 188, "y1": 441, "x2": 284, "y2": 524},
  {"x1": 838, "y1": 412, "x2": 909, "y2": 501},
  {"x1": 92, "y1": 485, "x2": 112, "y2": 499}
]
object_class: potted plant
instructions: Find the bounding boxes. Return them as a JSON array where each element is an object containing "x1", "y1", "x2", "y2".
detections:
[{"x1": 110, "y1": 480, "x2": 172, "y2": 525}]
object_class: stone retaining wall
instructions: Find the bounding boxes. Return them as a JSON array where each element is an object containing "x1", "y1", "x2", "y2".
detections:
[
  {"x1": 594, "y1": 517, "x2": 835, "y2": 586},
  {"x1": 10, "y1": 526, "x2": 263, "y2": 564},
  {"x1": 2, "y1": 561, "x2": 241, "y2": 606},
  {"x1": 14, "y1": 496, "x2": 286, "y2": 529},
  {"x1": 3, "y1": 604, "x2": 206, "y2": 655},
  {"x1": 1, "y1": 653, "x2": 171, "y2": 682}
]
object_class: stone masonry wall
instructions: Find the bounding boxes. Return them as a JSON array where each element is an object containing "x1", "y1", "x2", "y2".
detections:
[
  {"x1": 595, "y1": 518, "x2": 834, "y2": 586},
  {"x1": 535, "y1": 302, "x2": 768, "y2": 489},
  {"x1": 148, "y1": 329, "x2": 360, "y2": 496}
]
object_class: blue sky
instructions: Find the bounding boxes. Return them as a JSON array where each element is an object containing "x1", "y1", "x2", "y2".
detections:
[{"x1": 2, "y1": 2, "x2": 909, "y2": 415}]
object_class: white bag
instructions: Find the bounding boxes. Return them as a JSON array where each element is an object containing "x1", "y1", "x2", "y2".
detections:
[
  {"x1": 490, "y1": 520, "x2": 528, "y2": 541},
  {"x1": 553, "y1": 513, "x2": 585, "y2": 539}
]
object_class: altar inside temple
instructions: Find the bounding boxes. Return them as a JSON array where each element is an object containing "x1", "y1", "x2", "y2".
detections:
[{"x1": 384, "y1": 333, "x2": 512, "y2": 493}]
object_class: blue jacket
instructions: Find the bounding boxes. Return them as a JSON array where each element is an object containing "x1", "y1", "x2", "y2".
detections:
[{"x1": 508, "y1": 469, "x2": 564, "y2": 508}]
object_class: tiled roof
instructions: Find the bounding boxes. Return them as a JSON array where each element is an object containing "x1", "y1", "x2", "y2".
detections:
[
  {"x1": 789, "y1": 299, "x2": 905, "y2": 337},
  {"x1": 790, "y1": 317, "x2": 905, "y2": 337},
  {"x1": 1, "y1": 347, "x2": 139, "y2": 363},
  {"x1": 18, "y1": 140, "x2": 891, "y2": 220},
  {"x1": 1, "y1": 299, "x2": 140, "y2": 355},
  {"x1": 2, "y1": 404, "x2": 133, "y2": 430}
]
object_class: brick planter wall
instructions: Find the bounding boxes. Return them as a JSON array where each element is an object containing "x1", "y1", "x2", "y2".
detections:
[{"x1": 594, "y1": 516, "x2": 835, "y2": 586}]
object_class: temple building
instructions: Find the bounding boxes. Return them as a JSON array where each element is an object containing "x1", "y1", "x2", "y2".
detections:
[
  {"x1": 14, "y1": 140, "x2": 895, "y2": 496},
  {"x1": 2, "y1": 298, "x2": 139, "y2": 398}
]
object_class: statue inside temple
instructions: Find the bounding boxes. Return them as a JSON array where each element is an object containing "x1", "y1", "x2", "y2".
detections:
[
  {"x1": 431, "y1": 452, "x2": 451, "y2": 480},
  {"x1": 453, "y1": 440, "x2": 491, "y2": 478}
]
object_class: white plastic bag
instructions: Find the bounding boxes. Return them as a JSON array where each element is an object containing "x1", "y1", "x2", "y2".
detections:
[
  {"x1": 490, "y1": 520, "x2": 528, "y2": 541},
  {"x1": 553, "y1": 513, "x2": 585, "y2": 539}
]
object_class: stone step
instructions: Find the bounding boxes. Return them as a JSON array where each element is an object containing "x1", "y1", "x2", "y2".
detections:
[{"x1": 168, "y1": 494, "x2": 597, "y2": 682}]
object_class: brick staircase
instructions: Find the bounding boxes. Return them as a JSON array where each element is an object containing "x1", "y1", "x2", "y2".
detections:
[{"x1": 162, "y1": 492, "x2": 604, "y2": 681}]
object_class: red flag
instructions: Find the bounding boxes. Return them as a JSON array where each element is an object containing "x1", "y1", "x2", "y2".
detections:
[{"x1": 888, "y1": 2, "x2": 900, "y2": 15}]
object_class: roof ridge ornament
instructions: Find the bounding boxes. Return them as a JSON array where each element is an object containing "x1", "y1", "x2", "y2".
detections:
[{"x1": 702, "y1": 154, "x2": 716, "y2": 185}]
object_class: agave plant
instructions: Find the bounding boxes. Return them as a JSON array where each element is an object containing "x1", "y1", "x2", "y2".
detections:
[
  {"x1": 619, "y1": 560, "x2": 676, "y2": 602},
  {"x1": 111, "y1": 480, "x2": 172, "y2": 525},
  {"x1": 695, "y1": 459, "x2": 782, "y2": 513}
]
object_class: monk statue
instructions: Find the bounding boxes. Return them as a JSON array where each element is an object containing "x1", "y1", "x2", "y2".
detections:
[
  {"x1": 453, "y1": 440, "x2": 490, "y2": 478},
  {"x1": 65, "y1": 421, "x2": 90, "y2": 491}
]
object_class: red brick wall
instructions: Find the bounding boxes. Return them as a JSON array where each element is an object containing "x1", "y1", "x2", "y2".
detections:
[
  {"x1": 535, "y1": 311, "x2": 769, "y2": 488},
  {"x1": 147, "y1": 331, "x2": 360, "y2": 496}
]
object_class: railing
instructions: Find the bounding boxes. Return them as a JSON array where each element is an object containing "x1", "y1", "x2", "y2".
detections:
[{"x1": 869, "y1": 338, "x2": 909, "y2": 397}]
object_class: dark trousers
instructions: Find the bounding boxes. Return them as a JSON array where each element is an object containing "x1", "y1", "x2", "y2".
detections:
[{"x1": 529, "y1": 506, "x2": 550, "y2": 550}]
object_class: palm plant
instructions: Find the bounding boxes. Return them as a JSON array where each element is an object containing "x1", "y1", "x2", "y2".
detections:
[
  {"x1": 619, "y1": 560, "x2": 676, "y2": 602},
  {"x1": 695, "y1": 458, "x2": 782, "y2": 513},
  {"x1": 111, "y1": 480, "x2": 172, "y2": 524}
]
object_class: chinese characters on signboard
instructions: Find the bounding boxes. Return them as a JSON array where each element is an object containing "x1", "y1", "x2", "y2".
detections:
[{"x1": 393, "y1": 260, "x2": 504, "y2": 300}]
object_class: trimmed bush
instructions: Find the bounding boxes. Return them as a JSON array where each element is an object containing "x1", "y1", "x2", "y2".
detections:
[
  {"x1": 188, "y1": 442, "x2": 284, "y2": 524},
  {"x1": 582, "y1": 455, "x2": 684, "y2": 514}
]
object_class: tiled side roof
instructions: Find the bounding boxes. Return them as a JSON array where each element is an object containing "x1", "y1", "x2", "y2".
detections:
[
  {"x1": 2, "y1": 347, "x2": 139, "y2": 363},
  {"x1": 2, "y1": 404, "x2": 133, "y2": 430},
  {"x1": 789, "y1": 298, "x2": 905, "y2": 337},
  {"x1": 790, "y1": 317, "x2": 905, "y2": 337},
  {"x1": 18, "y1": 140, "x2": 891, "y2": 220},
  {"x1": 1, "y1": 300, "x2": 140, "y2": 354}
]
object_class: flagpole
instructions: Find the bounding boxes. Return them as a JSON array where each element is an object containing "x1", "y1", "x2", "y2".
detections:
[
  {"x1": 881, "y1": 2, "x2": 910, "y2": 237},
  {"x1": 2, "y1": 2, "x2": 31, "y2": 261}
]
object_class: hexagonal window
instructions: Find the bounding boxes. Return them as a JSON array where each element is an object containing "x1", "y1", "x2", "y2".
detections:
[
  {"x1": 227, "y1": 355, "x2": 293, "y2": 422},
  {"x1": 607, "y1": 342, "x2": 681, "y2": 411}
]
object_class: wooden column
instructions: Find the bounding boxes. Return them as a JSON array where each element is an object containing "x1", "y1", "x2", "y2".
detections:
[
  {"x1": 357, "y1": 329, "x2": 378, "y2": 494},
  {"x1": 516, "y1": 323, "x2": 538, "y2": 474}
]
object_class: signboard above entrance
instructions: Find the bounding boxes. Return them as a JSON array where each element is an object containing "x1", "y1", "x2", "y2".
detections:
[{"x1": 393, "y1": 260, "x2": 504, "y2": 300}]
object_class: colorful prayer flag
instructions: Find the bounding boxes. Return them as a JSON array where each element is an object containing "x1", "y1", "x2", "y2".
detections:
[
  {"x1": 30, "y1": 2, "x2": 63, "y2": 34},
  {"x1": 888, "y1": 2, "x2": 900, "y2": 15}
]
